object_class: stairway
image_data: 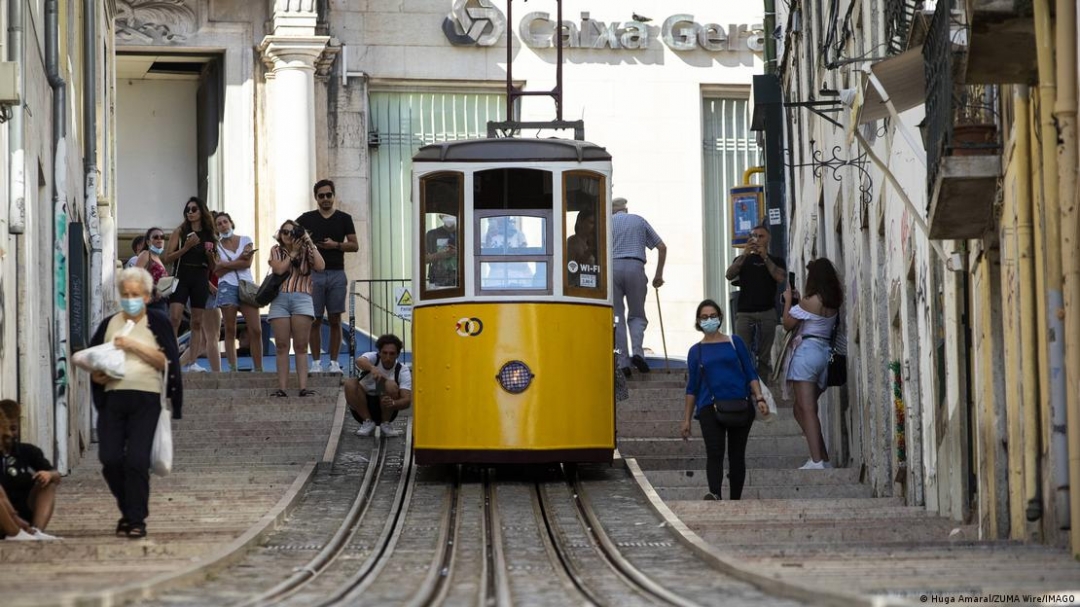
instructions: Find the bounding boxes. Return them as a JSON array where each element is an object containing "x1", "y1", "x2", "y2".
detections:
[{"x1": 0, "y1": 372, "x2": 341, "y2": 604}]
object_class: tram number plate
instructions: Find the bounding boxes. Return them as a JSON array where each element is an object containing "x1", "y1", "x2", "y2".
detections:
[{"x1": 580, "y1": 273, "x2": 597, "y2": 288}]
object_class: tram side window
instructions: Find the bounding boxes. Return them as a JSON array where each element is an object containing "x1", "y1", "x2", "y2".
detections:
[
  {"x1": 564, "y1": 172, "x2": 606, "y2": 297},
  {"x1": 421, "y1": 172, "x2": 463, "y2": 296}
]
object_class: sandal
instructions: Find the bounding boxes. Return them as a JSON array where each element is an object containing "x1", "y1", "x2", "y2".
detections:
[
  {"x1": 126, "y1": 523, "x2": 147, "y2": 539},
  {"x1": 115, "y1": 518, "x2": 131, "y2": 536},
  {"x1": 271, "y1": 389, "x2": 288, "y2": 398},
  {"x1": 298, "y1": 389, "x2": 316, "y2": 397}
]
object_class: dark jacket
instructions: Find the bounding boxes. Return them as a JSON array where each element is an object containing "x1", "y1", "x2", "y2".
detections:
[{"x1": 89, "y1": 309, "x2": 183, "y2": 419}]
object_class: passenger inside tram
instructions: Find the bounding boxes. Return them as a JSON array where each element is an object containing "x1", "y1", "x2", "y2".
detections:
[{"x1": 424, "y1": 213, "x2": 458, "y2": 289}]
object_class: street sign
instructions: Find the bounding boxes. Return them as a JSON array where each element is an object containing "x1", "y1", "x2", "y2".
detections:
[{"x1": 729, "y1": 185, "x2": 765, "y2": 247}]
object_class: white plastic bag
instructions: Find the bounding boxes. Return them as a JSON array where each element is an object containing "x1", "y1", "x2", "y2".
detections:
[
  {"x1": 757, "y1": 382, "x2": 779, "y2": 423},
  {"x1": 150, "y1": 406, "x2": 172, "y2": 476},
  {"x1": 151, "y1": 362, "x2": 172, "y2": 476},
  {"x1": 72, "y1": 320, "x2": 135, "y2": 379}
]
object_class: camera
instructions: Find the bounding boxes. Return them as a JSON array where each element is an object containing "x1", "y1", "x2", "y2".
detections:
[{"x1": 289, "y1": 224, "x2": 307, "y2": 240}]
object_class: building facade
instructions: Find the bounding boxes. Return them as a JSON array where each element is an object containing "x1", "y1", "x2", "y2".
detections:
[{"x1": 769, "y1": 0, "x2": 1080, "y2": 554}]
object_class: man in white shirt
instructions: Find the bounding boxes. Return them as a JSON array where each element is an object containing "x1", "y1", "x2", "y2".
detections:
[
  {"x1": 611, "y1": 197, "x2": 666, "y2": 377},
  {"x1": 343, "y1": 334, "x2": 411, "y2": 438}
]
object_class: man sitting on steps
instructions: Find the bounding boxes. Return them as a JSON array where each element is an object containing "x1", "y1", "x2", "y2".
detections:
[{"x1": 344, "y1": 334, "x2": 412, "y2": 438}]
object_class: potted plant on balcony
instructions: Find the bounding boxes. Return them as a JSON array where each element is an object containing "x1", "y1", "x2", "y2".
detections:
[{"x1": 951, "y1": 84, "x2": 998, "y2": 156}]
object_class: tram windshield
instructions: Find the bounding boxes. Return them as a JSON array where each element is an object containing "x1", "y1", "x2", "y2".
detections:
[{"x1": 474, "y1": 168, "x2": 553, "y2": 294}]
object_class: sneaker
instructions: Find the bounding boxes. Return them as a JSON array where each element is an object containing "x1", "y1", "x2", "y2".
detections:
[
  {"x1": 328, "y1": 361, "x2": 343, "y2": 374},
  {"x1": 799, "y1": 459, "x2": 827, "y2": 470},
  {"x1": 631, "y1": 354, "x2": 651, "y2": 373},
  {"x1": 822, "y1": 461, "x2": 834, "y2": 469},
  {"x1": 30, "y1": 528, "x2": 60, "y2": 540},
  {"x1": 183, "y1": 363, "x2": 208, "y2": 373},
  {"x1": 310, "y1": 360, "x2": 323, "y2": 373},
  {"x1": 379, "y1": 422, "x2": 401, "y2": 437},
  {"x1": 703, "y1": 492, "x2": 718, "y2": 501},
  {"x1": 355, "y1": 420, "x2": 376, "y2": 436},
  {"x1": 6, "y1": 529, "x2": 41, "y2": 541}
]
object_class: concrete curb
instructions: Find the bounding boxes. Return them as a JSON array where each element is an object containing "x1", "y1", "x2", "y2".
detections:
[
  {"x1": 622, "y1": 456, "x2": 914, "y2": 607},
  {"x1": 14, "y1": 461, "x2": 318, "y2": 607},
  {"x1": 320, "y1": 389, "x2": 348, "y2": 471}
]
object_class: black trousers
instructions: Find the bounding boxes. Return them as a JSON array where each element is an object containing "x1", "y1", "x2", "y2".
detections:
[
  {"x1": 97, "y1": 390, "x2": 161, "y2": 525},
  {"x1": 697, "y1": 411, "x2": 754, "y2": 499}
]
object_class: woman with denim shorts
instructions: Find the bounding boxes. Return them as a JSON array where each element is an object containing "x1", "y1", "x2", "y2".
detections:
[
  {"x1": 268, "y1": 220, "x2": 324, "y2": 397},
  {"x1": 781, "y1": 258, "x2": 843, "y2": 470},
  {"x1": 214, "y1": 212, "x2": 263, "y2": 372}
]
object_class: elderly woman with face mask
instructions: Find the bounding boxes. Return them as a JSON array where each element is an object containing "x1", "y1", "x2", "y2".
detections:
[{"x1": 87, "y1": 267, "x2": 183, "y2": 539}]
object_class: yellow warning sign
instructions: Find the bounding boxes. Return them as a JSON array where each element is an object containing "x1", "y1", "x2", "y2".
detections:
[{"x1": 394, "y1": 287, "x2": 413, "y2": 320}]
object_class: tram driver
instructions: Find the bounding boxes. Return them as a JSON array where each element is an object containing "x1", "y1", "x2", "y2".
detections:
[{"x1": 344, "y1": 334, "x2": 412, "y2": 438}]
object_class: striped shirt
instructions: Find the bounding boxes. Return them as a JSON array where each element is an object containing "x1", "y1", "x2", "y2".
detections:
[
  {"x1": 611, "y1": 212, "x2": 662, "y2": 262},
  {"x1": 272, "y1": 244, "x2": 317, "y2": 294}
]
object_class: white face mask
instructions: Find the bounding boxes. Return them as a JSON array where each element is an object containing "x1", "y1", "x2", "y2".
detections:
[
  {"x1": 699, "y1": 318, "x2": 721, "y2": 334},
  {"x1": 442, "y1": 216, "x2": 457, "y2": 230},
  {"x1": 219, "y1": 229, "x2": 233, "y2": 240}
]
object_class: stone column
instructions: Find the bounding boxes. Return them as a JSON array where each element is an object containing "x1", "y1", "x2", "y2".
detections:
[{"x1": 259, "y1": 36, "x2": 330, "y2": 223}]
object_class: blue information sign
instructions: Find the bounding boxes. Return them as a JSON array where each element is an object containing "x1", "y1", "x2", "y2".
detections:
[{"x1": 729, "y1": 185, "x2": 765, "y2": 247}]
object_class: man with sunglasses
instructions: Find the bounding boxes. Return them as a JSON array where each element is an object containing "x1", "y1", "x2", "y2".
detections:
[{"x1": 296, "y1": 179, "x2": 358, "y2": 374}]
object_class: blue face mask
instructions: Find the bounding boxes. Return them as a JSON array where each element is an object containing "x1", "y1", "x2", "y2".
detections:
[
  {"x1": 699, "y1": 318, "x2": 721, "y2": 334},
  {"x1": 120, "y1": 297, "x2": 145, "y2": 316},
  {"x1": 219, "y1": 229, "x2": 233, "y2": 240},
  {"x1": 149, "y1": 244, "x2": 164, "y2": 255}
]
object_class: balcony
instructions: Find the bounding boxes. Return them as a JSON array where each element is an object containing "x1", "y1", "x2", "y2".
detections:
[
  {"x1": 924, "y1": 1, "x2": 1002, "y2": 240},
  {"x1": 965, "y1": 0, "x2": 1038, "y2": 84}
]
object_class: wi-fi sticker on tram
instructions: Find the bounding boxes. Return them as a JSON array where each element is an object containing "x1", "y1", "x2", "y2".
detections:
[{"x1": 456, "y1": 317, "x2": 484, "y2": 337}]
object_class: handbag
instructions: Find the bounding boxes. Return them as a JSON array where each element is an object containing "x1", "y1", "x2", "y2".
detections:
[
  {"x1": 826, "y1": 314, "x2": 847, "y2": 387},
  {"x1": 757, "y1": 382, "x2": 778, "y2": 422},
  {"x1": 699, "y1": 341, "x2": 755, "y2": 427},
  {"x1": 254, "y1": 269, "x2": 291, "y2": 306},
  {"x1": 150, "y1": 362, "x2": 173, "y2": 477},
  {"x1": 155, "y1": 276, "x2": 178, "y2": 298},
  {"x1": 231, "y1": 270, "x2": 261, "y2": 307}
]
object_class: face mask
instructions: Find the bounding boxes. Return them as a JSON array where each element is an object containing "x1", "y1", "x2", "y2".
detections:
[
  {"x1": 700, "y1": 318, "x2": 721, "y2": 334},
  {"x1": 120, "y1": 297, "x2": 145, "y2": 316},
  {"x1": 442, "y1": 217, "x2": 457, "y2": 229},
  {"x1": 149, "y1": 244, "x2": 164, "y2": 255},
  {"x1": 219, "y1": 229, "x2": 233, "y2": 240}
]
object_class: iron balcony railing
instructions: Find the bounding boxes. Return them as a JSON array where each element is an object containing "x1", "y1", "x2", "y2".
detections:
[
  {"x1": 923, "y1": 0, "x2": 954, "y2": 197},
  {"x1": 885, "y1": 0, "x2": 923, "y2": 56}
]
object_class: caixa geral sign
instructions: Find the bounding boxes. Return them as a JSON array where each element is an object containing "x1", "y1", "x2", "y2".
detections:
[{"x1": 443, "y1": 0, "x2": 764, "y2": 53}]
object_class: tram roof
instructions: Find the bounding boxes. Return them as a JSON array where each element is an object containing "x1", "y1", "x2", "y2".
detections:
[{"x1": 413, "y1": 138, "x2": 612, "y2": 163}]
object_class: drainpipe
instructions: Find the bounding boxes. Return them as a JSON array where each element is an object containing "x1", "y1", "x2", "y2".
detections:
[
  {"x1": 83, "y1": 0, "x2": 102, "y2": 335},
  {"x1": 46, "y1": 0, "x2": 69, "y2": 474},
  {"x1": 1033, "y1": 0, "x2": 1065, "y2": 532},
  {"x1": 8, "y1": 0, "x2": 25, "y2": 404},
  {"x1": 763, "y1": 0, "x2": 777, "y2": 75},
  {"x1": 1054, "y1": 0, "x2": 1080, "y2": 557},
  {"x1": 1012, "y1": 86, "x2": 1041, "y2": 538}
]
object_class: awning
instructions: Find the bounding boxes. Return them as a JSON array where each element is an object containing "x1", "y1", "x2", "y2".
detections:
[{"x1": 858, "y1": 46, "x2": 926, "y2": 124}]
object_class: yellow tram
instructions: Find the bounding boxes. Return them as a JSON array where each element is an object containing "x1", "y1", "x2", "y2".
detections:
[{"x1": 411, "y1": 138, "x2": 615, "y2": 465}]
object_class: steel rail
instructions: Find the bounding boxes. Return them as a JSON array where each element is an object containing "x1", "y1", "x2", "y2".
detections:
[
  {"x1": 533, "y1": 483, "x2": 603, "y2": 606},
  {"x1": 566, "y1": 466, "x2": 702, "y2": 607},
  {"x1": 316, "y1": 424, "x2": 417, "y2": 606},
  {"x1": 404, "y1": 467, "x2": 462, "y2": 607},
  {"x1": 233, "y1": 428, "x2": 389, "y2": 607},
  {"x1": 484, "y1": 469, "x2": 513, "y2": 607}
]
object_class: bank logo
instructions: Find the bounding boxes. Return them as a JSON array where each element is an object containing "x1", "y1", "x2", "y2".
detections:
[{"x1": 443, "y1": 0, "x2": 506, "y2": 47}]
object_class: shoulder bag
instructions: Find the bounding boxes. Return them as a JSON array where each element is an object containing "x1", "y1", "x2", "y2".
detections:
[
  {"x1": 220, "y1": 239, "x2": 260, "y2": 307},
  {"x1": 699, "y1": 341, "x2": 755, "y2": 427},
  {"x1": 254, "y1": 247, "x2": 291, "y2": 306},
  {"x1": 826, "y1": 313, "x2": 847, "y2": 387}
]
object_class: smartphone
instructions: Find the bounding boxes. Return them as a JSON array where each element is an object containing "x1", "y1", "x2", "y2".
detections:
[
  {"x1": 248, "y1": 248, "x2": 259, "y2": 254},
  {"x1": 788, "y1": 271, "x2": 799, "y2": 304}
]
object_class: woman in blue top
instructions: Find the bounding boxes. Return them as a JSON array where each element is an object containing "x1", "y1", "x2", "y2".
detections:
[{"x1": 681, "y1": 299, "x2": 769, "y2": 500}]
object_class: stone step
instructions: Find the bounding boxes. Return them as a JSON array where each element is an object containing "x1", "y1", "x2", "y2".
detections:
[
  {"x1": 646, "y1": 467, "x2": 861, "y2": 487},
  {"x1": 658, "y1": 483, "x2": 872, "y2": 500},
  {"x1": 617, "y1": 417, "x2": 804, "y2": 437},
  {"x1": 692, "y1": 517, "x2": 968, "y2": 545},
  {"x1": 630, "y1": 454, "x2": 809, "y2": 470},
  {"x1": 669, "y1": 497, "x2": 905, "y2": 515},
  {"x1": 667, "y1": 500, "x2": 926, "y2": 522},
  {"x1": 180, "y1": 388, "x2": 340, "y2": 400},
  {"x1": 181, "y1": 373, "x2": 344, "y2": 388},
  {"x1": 617, "y1": 436, "x2": 808, "y2": 458}
]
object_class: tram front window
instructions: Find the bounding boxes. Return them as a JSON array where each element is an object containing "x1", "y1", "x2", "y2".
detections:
[{"x1": 479, "y1": 215, "x2": 548, "y2": 290}]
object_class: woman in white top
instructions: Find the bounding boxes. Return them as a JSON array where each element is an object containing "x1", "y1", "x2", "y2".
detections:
[
  {"x1": 213, "y1": 212, "x2": 264, "y2": 372},
  {"x1": 782, "y1": 258, "x2": 844, "y2": 470}
]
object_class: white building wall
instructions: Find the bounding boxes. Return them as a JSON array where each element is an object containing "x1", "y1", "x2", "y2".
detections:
[{"x1": 116, "y1": 80, "x2": 199, "y2": 233}]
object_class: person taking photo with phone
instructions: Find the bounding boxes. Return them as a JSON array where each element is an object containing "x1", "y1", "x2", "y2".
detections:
[{"x1": 725, "y1": 224, "x2": 786, "y2": 378}]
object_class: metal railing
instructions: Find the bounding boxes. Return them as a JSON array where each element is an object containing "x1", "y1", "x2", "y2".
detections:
[
  {"x1": 923, "y1": 0, "x2": 955, "y2": 199},
  {"x1": 347, "y1": 279, "x2": 412, "y2": 378},
  {"x1": 885, "y1": 0, "x2": 923, "y2": 56}
]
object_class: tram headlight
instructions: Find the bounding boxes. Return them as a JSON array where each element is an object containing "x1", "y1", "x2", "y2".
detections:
[{"x1": 496, "y1": 361, "x2": 534, "y2": 394}]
